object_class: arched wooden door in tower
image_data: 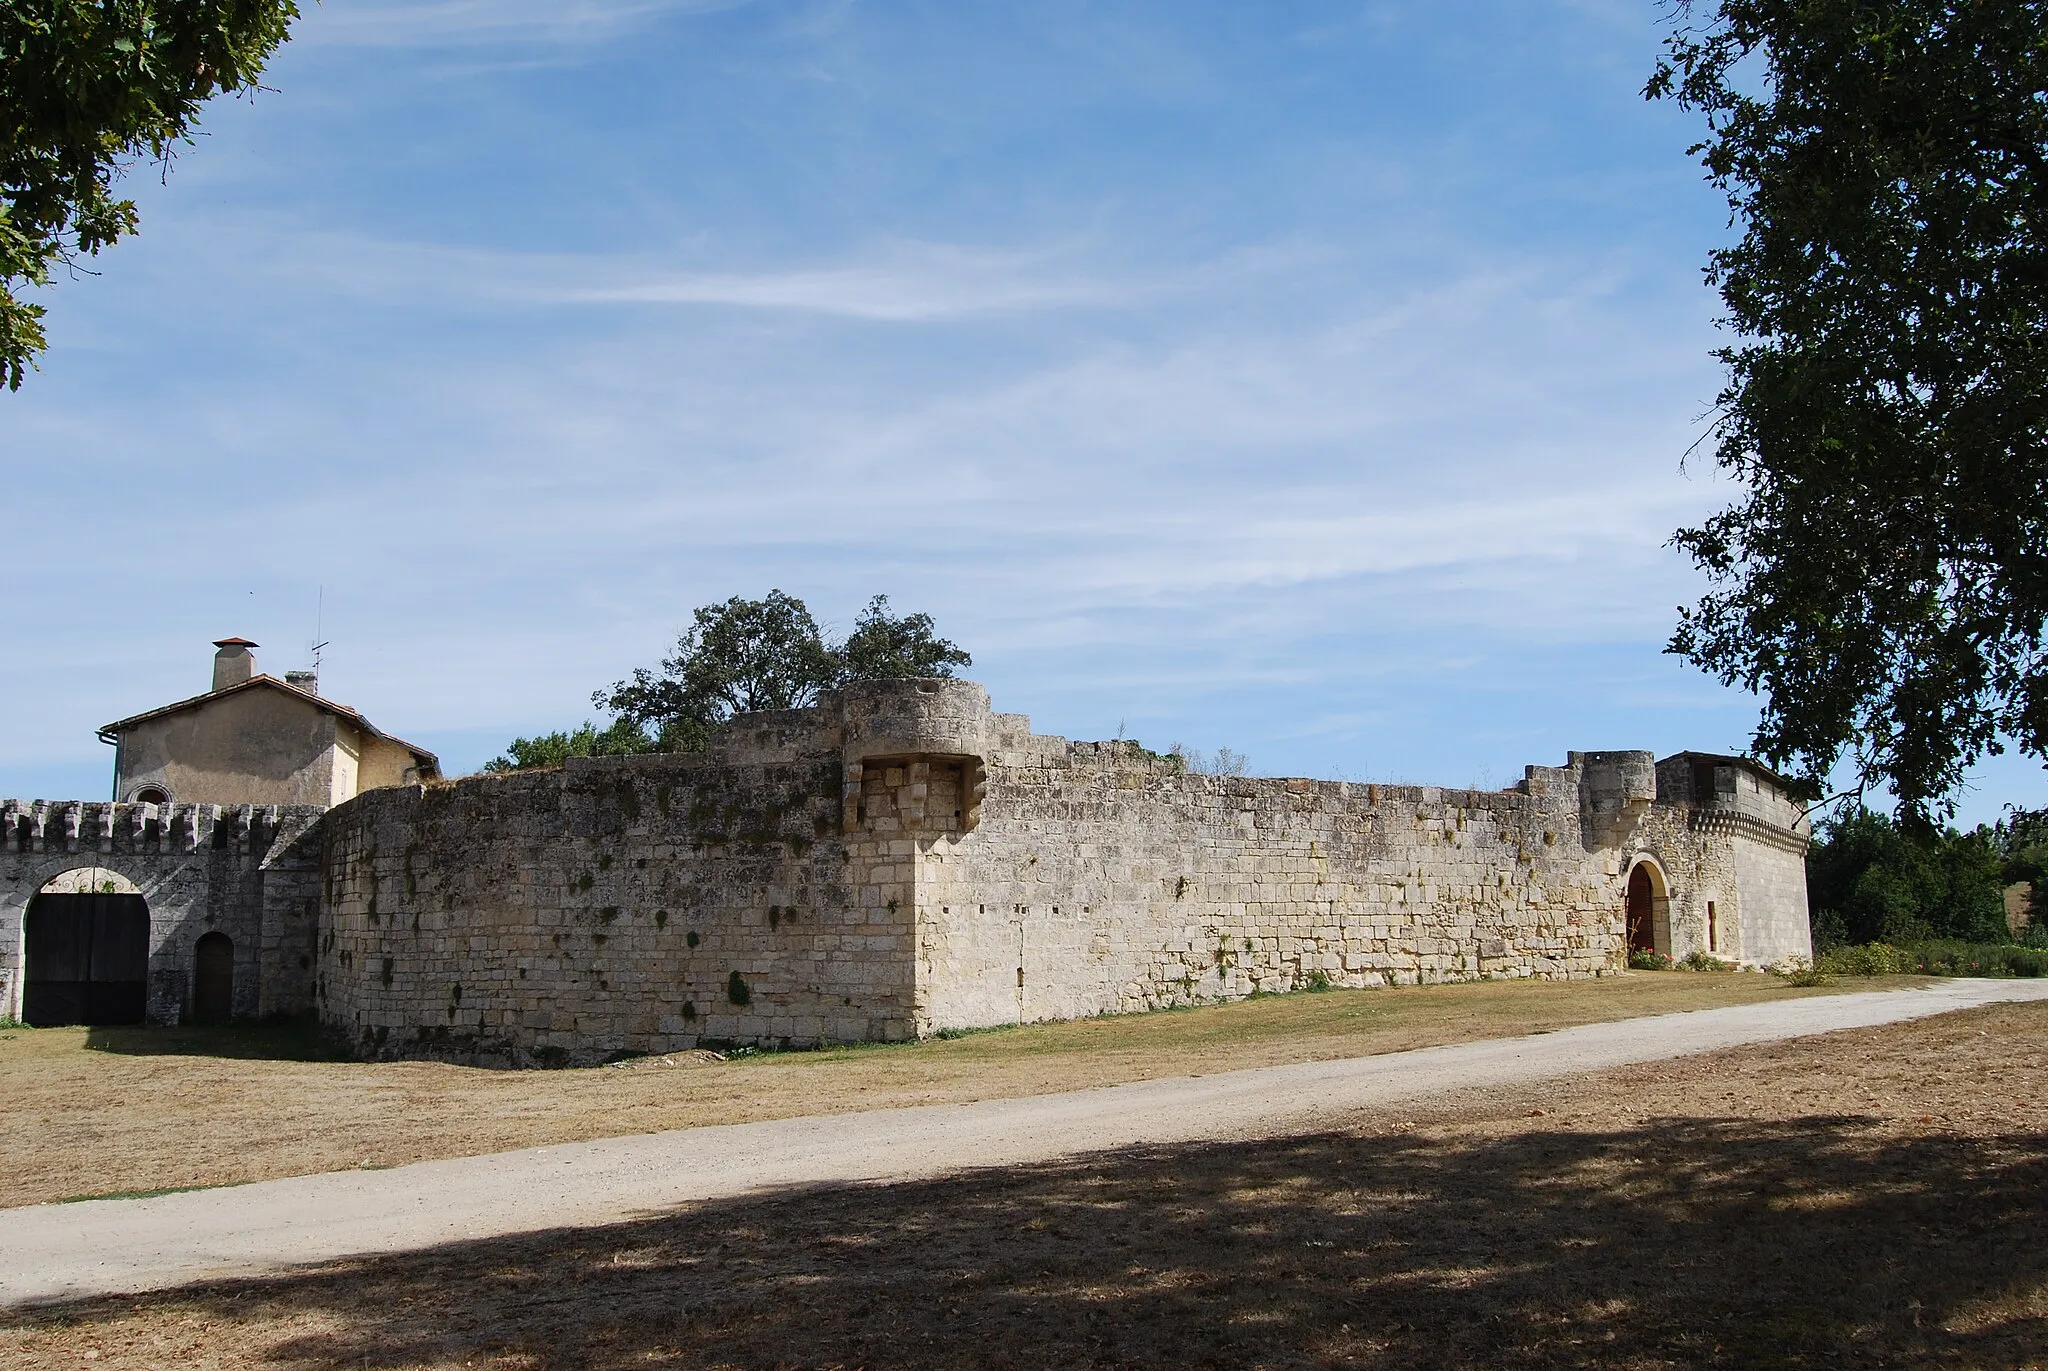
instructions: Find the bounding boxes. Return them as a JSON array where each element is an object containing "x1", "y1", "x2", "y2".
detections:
[
  {"x1": 1625, "y1": 864, "x2": 1656, "y2": 955},
  {"x1": 193, "y1": 931, "x2": 235, "y2": 1023}
]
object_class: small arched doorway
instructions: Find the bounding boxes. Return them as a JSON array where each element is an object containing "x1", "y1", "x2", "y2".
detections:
[
  {"x1": 193, "y1": 932, "x2": 235, "y2": 1023},
  {"x1": 23, "y1": 871, "x2": 150, "y2": 1026},
  {"x1": 1625, "y1": 860, "x2": 1669, "y2": 958}
]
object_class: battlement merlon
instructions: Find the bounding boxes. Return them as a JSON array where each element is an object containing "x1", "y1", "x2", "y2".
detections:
[{"x1": 1, "y1": 798, "x2": 326, "y2": 858}]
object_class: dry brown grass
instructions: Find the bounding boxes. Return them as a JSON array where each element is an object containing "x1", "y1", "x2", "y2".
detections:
[
  {"x1": 0, "y1": 972, "x2": 1853, "y2": 1209},
  {"x1": 4, "y1": 996, "x2": 2043, "y2": 1370}
]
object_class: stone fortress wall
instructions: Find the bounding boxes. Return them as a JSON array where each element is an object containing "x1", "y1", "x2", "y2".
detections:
[
  {"x1": 310, "y1": 680, "x2": 1813, "y2": 1064},
  {"x1": 1, "y1": 679, "x2": 1814, "y2": 1062},
  {"x1": 315, "y1": 725, "x2": 901, "y2": 1061}
]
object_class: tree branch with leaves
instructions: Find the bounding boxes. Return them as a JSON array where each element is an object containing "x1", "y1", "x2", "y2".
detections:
[
  {"x1": 2, "y1": 1, "x2": 301, "y2": 389},
  {"x1": 1648, "y1": 0, "x2": 2048, "y2": 822}
]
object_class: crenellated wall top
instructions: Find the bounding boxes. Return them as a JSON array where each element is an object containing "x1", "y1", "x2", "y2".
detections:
[{"x1": 0, "y1": 798, "x2": 325, "y2": 858}]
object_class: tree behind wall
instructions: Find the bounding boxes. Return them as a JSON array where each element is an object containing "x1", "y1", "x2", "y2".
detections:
[
  {"x1": 594, "y1": 591, "x2": 970, "y2": 754},
  {"x1": 485, "y1": 592, "x2": 972, "y2": 772},
  {"x1": 837, "y1": 595, "x2": 973, "y2": 683},
  {"x1": 1806, "y1": 806, "x2": 2012, "y2": 947},
  {"x1": 482, "y1": 719, "x2": 655, "y2": 775},
  {"x1": 596, "y1": 591, "x2": 845, "y2": 756}
]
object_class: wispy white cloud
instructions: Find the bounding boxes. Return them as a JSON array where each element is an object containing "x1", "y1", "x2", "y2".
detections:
[
  {"x1": 562, "y1": 257, "x2": 1131, "y2": 318},
  {"x1": 15, "y1": 231, "x2": 1728, "y2": 707},
  {"x1": 21, "y1": 214, "x2": 1728, "y2": 645},
  {"x1": 222, "y1": 226, "x2": 1325, "y2": 323}
]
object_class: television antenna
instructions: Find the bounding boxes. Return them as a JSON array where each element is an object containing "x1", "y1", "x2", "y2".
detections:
[{"x1": 307, "y1": 586, "x2": 330, "y2": 683}]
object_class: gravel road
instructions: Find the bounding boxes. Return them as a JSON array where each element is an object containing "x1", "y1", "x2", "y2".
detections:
[{"x1": 6, "y1": 977, "x2": 2045, "y2": 1309}]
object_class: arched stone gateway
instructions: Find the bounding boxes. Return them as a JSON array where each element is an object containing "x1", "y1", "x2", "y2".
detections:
[
  {"x1": 22, "y1": 868, "x2": 149, "y2": 1026},
  {"x1": 1, "y1": 802, "x2": 326, "y2": 1025},
  {"x1": 193, "y1": 931, "x2": 235, "y2": 1023},
  {"x1": 1625, "y1": 860, "x2": 1671, "y2": 959}
]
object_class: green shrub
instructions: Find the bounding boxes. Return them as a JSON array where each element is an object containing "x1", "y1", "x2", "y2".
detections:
[
  {"x1": 1772, "y1": 958, "x2": 1832, "y2": 987},
  {"x1": 1903, "y1": 940, "x2": 2048, "y2": 978},
  {"x1": 1815, "y1": 942, "x2": 1917, "y2": 976},
  {"x1": 483, "y1": 717, "x2": 659, "y2": 773},
  {"x1": 1627, "y1": 949, "x2": 1674, "y2": 971},
  {"x1": 1677, "y1": 951, "x2": 1737, "y2": 972},
  {"x1": 1820, "y1": 939, "x2": 2048, "y2": 978}
]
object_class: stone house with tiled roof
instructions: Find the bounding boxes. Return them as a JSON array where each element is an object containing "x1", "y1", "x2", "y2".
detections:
[{"x1": 100, "y1": 638, "x2": 439, "y2": 808}]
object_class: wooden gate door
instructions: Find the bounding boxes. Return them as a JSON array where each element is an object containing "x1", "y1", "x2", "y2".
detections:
[
  {"x1": 1625, "y1": 865, "x2": 1655, "y2": 954},
  {"x1": 22, "y1": 892, "x2": 150, "y2": 1026},
  {"x1": 193, "y1": 932, "x2": 235, "y2": 1023}
]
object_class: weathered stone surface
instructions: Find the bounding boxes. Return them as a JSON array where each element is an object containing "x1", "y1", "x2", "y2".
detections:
[{"x1": 0, "y1": 679, "x2": 1812, "y2": 1059}]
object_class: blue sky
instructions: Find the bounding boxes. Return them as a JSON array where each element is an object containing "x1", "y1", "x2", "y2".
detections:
[{"x1": 5, "y1": 0, "x2": 2043, "y2": 825}]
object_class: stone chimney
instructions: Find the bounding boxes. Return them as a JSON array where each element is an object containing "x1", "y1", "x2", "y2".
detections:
[
  {"x1": 284, "y1": 669, "x2": 319, "y2": 695},
  {"x1": 212, "y1": 637, "x2": 259, "y2": 692}
]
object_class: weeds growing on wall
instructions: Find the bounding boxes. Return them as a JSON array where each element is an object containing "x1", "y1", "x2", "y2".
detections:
[{"x1": 1677, "y1": 951, "x2": 1738, "y2": 973}]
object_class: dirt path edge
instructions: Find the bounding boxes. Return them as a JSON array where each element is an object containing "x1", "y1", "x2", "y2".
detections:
[{"x1": 6, "y1": 978, "x2": 2045, "y2": 1309}]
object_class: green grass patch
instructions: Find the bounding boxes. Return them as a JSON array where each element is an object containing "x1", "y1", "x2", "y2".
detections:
[
  {"x1": 729, "y1": 974, "x2": 1829, "y2": 1073},
  {"x1": 57, "y1": 1179, "x2": 255, "y2": 1204}
]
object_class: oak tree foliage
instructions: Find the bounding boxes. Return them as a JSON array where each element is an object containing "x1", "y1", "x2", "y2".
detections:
[
  {"x1": 1648, "y1": 0, "x2": 2048, "y2": 821},
  {"x1": 597, "y1": 590, "x2": 844, "y2": 756},
  {"x1": 836, "y1": 594, "x2": 974, "y2": 685},
  {"x1": 487, "y1": 592, "x2": 970, "y2": 772},
  {"x1": 1, "y1": 0, "x2": 300, "y2": 389},
  {"x1": 482, "y1": 719, "x2": 654, "y2": 775},
  {"x1": 1806, "y1": 804, "x2": 2017, "y2": 946},
  {"x1": 598, "y1": 591, "x2": 971, "y2": 754}
]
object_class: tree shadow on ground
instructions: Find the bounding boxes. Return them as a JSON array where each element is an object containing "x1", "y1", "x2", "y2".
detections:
[
  {"x1": 80, "y1": 1014, "x2": 349, "y2": 1062},
  {"x1": 14, "y1": 1114, "x2": 2048, "y2": 1370}
]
